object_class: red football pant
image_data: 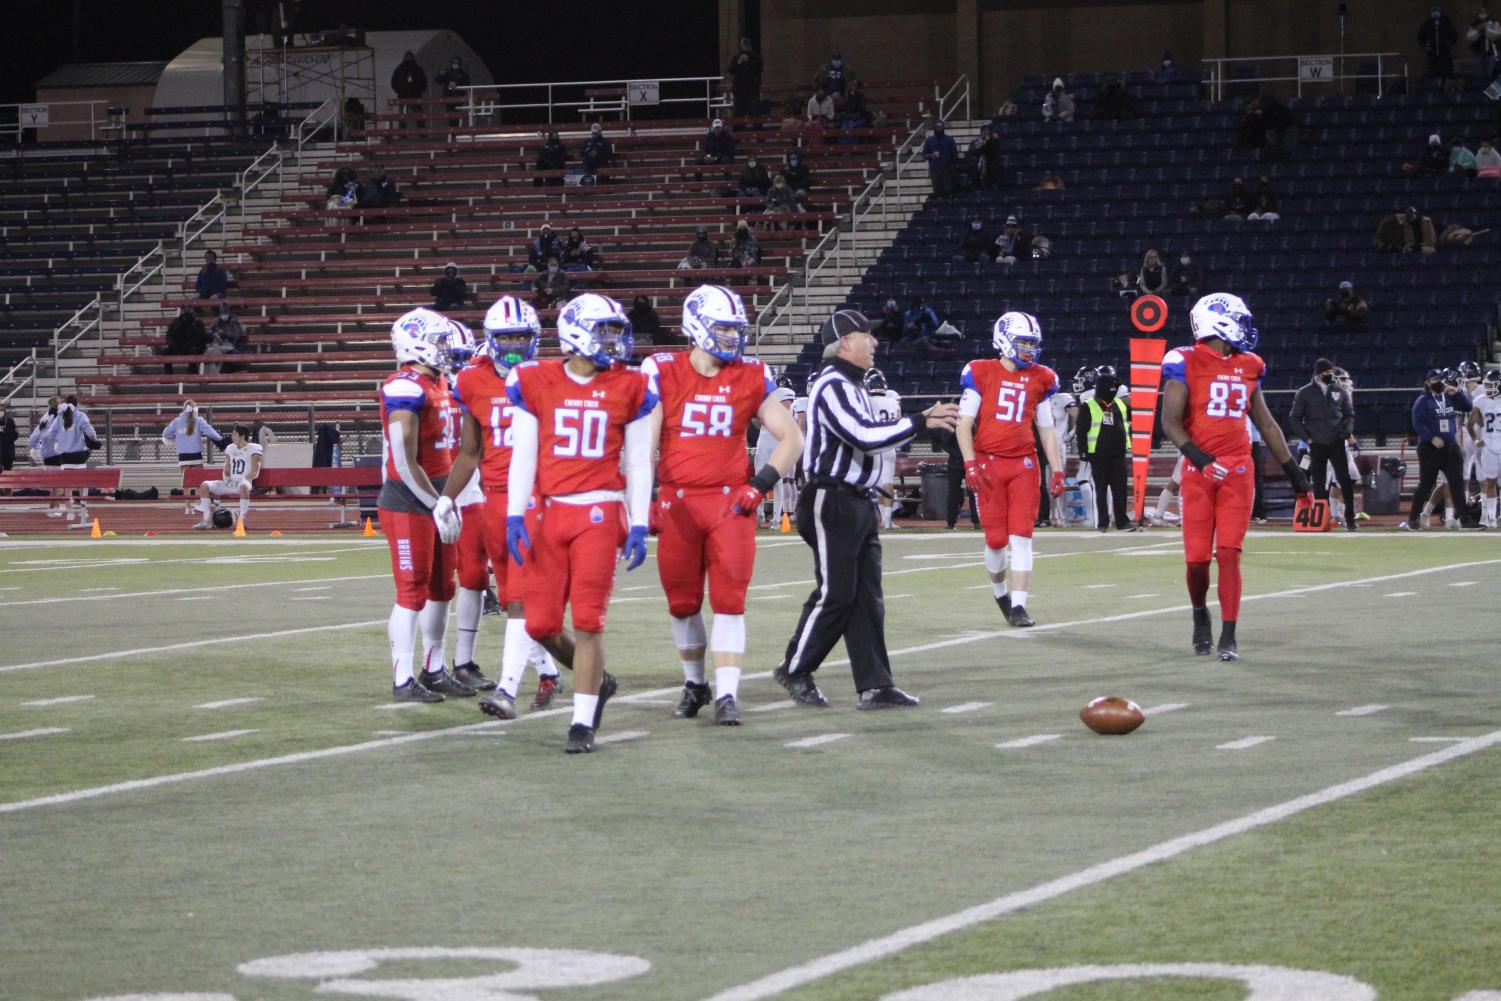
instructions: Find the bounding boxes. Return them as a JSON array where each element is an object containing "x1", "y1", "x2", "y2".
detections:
[
  {"x1": 1180, "y1": 458, "x2": 1254, "y2": 563},
  {"x1": 975, "y1": 453, "x2": 1041, "y2": 550},
  {"x1": 380, "y1": 507, "x2": 457, "y2": 611},
  {"x1": 457, "y1": 492, "x2": 521, "y2": 603},
  {"x1": 522, "y1": 498, "x2": 626, "y2": 638},
  {"x1": 655, "y1": 485, "x2": 757, "y2": 618}
]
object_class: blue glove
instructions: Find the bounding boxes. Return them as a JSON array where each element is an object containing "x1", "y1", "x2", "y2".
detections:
[
  {"x1": 506, "y1": 515, "x2": 531, "y2": 566},
  {"x1": 623, "y1": 524, "x2": 649, "y2": 571}
]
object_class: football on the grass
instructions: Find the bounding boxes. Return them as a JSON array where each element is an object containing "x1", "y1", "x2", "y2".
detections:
[{"x1": 1079, "y1": 696, "x2": 1145, "y2": 735}]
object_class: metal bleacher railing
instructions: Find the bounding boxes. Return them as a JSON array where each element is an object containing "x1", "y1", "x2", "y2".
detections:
[{"x1": 1202, "y1": 52, "x2": 1405, "y2": 102}]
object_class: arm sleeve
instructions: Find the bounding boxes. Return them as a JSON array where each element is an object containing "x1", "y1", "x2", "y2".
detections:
[
  {"x1": 385, "y1": 421, "x2": 438, "y2": 510},
  {"x1": 505, "y1": 410, "x2": 539, "y2": 517},
  {"x1": 819, "y1": 379, "x2": 916, "y2": 452},
  {"x1": 623, "y1": 416, "x2": 653, "y2": 528},
  {"x1": 958, "y1": 364, "x2": 982, "y2": 418},
  {"x1": 1033, "y1": 397, "x2": 1055, "y2": 428},
  {"x1": 162, "y1": 417, "x2": 178, "y2": 442},
  {"x1": 1161, "y1": 348, "x2": 1187, "y2": 385},
  {"x1": 505, "y1": 367, "x2": 531, "y2": 414}
]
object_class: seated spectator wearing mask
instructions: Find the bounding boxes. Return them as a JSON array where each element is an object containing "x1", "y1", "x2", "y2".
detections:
[
  {"x1": 738, "y1": 156, "x2": 771, "y2": 197},
  {"x1": 993, "y1": 215, "x2": 1031, "y2": 267},
  {"x1": 628, "y1": 296, "x2": 662, "y2": 345},
  {"x1": 728, "y1": 220, "x2": 761, "y2": 267},
  {"x1": 875, "y1": 298, "x2": 904, "y2": 341},
  {"x1": 764, "y1": 173, "x2": 800, "y2": 215},
  {"x1": 535, "y1": 130, "x2": 567, "y2": 187},
  {"x1": 782, "y1": 151, "x2": 812, "y2": 199},
  {"x1": 1418, "y1": 134, "x2": 1449, "y2": 176},
  {"x1": 1246, "y1": 176, "x2": 1280, "y2": 222},
  {"x1": 959, "y1": 218, "x2": 995, "y2": 270},
  {"x1": 358, "y1": 164, "x2": 399, "y2": 208},
  {"x1": 431, "y1": 262, "x2": 468, "y2": 311},
  {"x1": 1169, "y1": 253, "x2": 1203, "y2": 298},
  {"x1": 1324, "y1": 281, "x2": 1370, "y2": 332},
  {"x1": 204, "y1": 302, "x2": 247, "y2": 375},
  {"x1": 1222, "y1": 177, "x2": 1253, "y2": 219},
  {"x1": 562, "y1": 228, "x2": 598, "y2": 271},
  {"x1": 1477, "y1": 139, "x2": 1501, "y2": 177},
  {"x1": 533, "y1": 257, "x2": 570, "y2": 308},
  {"x1": 1042, "y1": 78, "x2": 1075, "y2": 122},
  {"x1": 580, "y1": 123, "x2": 613, "y2": 177},
  {"x1": 164, "y1": 305, "x2": 208, "y2": 375},
  {"x1": 806, "y1": 88, "x2": 835, "y2": 123},
  {"x1": 527, "y1": 224, "x2": 563, "y2": 272},
  {"x1": 682, "y1": 226, "x2": 720, "y2": 269},
  {"x1": 701, "y1": 118, "x2": 736, "y2": 164},
  {"x1": 195, "y1": 250, "x2": 233, "y2": 301},
  {"x1": 1450, "y1": 137, "x2": 1479, "y2": 177}
]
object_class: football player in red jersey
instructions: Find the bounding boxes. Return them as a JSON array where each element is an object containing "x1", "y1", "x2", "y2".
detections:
[
  {"x1": 378, "y1": 308, "x2": 476, "y2": 703},
  {"x1": 641, "y1": 284, "x2": 803, "y2": 726},
  {"x1": 435, "y1": 296, "x2": 575, "y2": 719},
  {"x1": 957, "y1": 312, "x2": 1067, "y2": 628},
  {"x1": 1161, "y1": 293, "x2": 1310, "y2": 660},
  {"x1": 505, "y1": 293, "x2": 657, "y2": 754}
]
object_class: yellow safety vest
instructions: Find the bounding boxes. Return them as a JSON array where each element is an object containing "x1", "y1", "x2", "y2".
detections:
[{"x1": 1083, "y1": 396, "x2": 1130, "y2": 454}]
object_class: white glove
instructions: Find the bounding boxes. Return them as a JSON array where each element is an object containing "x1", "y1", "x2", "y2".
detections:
[{"x1": 433, "y1": 495, "x2": 462, "y2": 545}]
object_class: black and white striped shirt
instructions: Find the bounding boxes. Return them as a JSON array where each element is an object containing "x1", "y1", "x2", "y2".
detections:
[{"x1": 803, "y1": 358, "x2": 919, "y2": 489}]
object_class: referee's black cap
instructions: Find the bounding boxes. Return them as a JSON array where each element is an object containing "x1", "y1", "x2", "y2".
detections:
[{"x1": 819, "y1": 308, "x2": 872, "y2": 345}]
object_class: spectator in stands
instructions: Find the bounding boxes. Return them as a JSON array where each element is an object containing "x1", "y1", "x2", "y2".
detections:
[
  {"x1": 527, "y1": 224, "x2": 563, "y2": 272},
  {"x1": 327, "y1": 166, "x2": 358, "y2": 198},
  {"x1": 1222, "y1": 176, "x2": 1254, "y2": 219},
  {"x1": 875, "y1": 298, "x2": 904, "y2": 341},
  {"x1": 1169, "y1": 252, "x2": 1203, "y2": 299},
  {"x1": 1324, "y1": 281, "x2": 1370, "y2": 332},
  {"x1": 1377, "y1": 206, "x2": 1438, "y2": 253},
  {"x1": 728, "y1": 220, "x2": 761, "y2": 267},
  {"x1": 535, "y1": 130, "x2": 567, "y2": 186},
  {"x1": 1469, "y1": 9, "x2": 1501, "y2": 83},
  {"x1": 1246, "y1": 175, "x2": 1281, "y2": 222},
  {"x1": 533, "y1": 257, "x2": 570, "y2": 309},
  {"x1": 764, "y1": 173, "x2": 800, "y2": 215},
  {"x1": 435, "y1": 57, "x2": 469, "y2": 98},
  {"x1": 1042, "y1": 78, "x2": 1076, "y2": 123},
  {"x1": 562, "y1": 228, "x2": 599, "y2": 271},
  {"x1": 840, "y1": 78, "x2": 873, "y2": 129},
  {"x1": 391, "y1": 52, "x2": 427, "y2": 128},
  {"x1": 203, "y1": 302, "x2": 247, "y2": 374},
  {"x1": 0, "y1": 403, "x2": 15, "y2": 471},
  {"x1": 581, "y1": 123, "x2": 613, "y2": 178},
  {"x1": 903, "y1": 295, "x2": 941, "y2": 341},
  {"x1": 342, "y1": 97, "x2": 366, "y2": 136},
  {"x1": 628, "y1": 296, "x2": 662, "y2": 344},
  {"x1": 1477, "y1": 138, "x2": 1501, "y2": 176},
  {"x1": 959, "y1": 218, "x2": 995, "y2": 270},
  {"x1": 1418, "y1": 134, "x2": 1449, "y2": 176},
  {"x1": 326, "y1": 178, "x2": 358, "y2": 212},
  {"x1": 783, "y1": 151, "x2": 812, "y2": 200},
  {"x1": 969, "y1": 123, "x2": 1003, "y2": 191},
  {"x1": 431, "y1": 262, "x2": 468, "y2": 311},
  {"x1": 1419, "y1": 6, "x2": 1460, "y2": 80},
  {"x1": 1157, "y1": 51, "x2": 1180, "y2": 82},
  {"x1": 1136, "y1": 249, "x2": 1169, "y2": 295},
  {"x1": 164, "y1": 305, "x2": 208, "y2": 374},
  {"x1": 701, "y1": 118, "x2": 736, "y2": 164},
  {"x1": 682, "y1": 226, "x2": 720, "y2": 269},
  {"x1": 1237, "y1": 98, "x2": 1295, "y2": 160},
  {"x1": 807, "y1": 87, "x2": 835, "y2": 123},
  {"x1": 921, "y1": 120, "x2": 959, "y2": 198},
  {"x1": 195, "y1": 250, "x2": 233, "y2": 301},
  {"x1": 1097, "y1": 77, "x2": 1135, "y2": 120},
  {"x1": 727, "y1": 37, "x2": 764, "y2": 117},
  {"x1": 993, "y1": 215, "x2": 1030, "y2": 266},
  {"x1": 357, "y1": 164, "x2": 399, "y2": 209},
  {"x1": 738, "y1": 156, "x2": 771, "y2": 197},
  {"x1": 1450, "y1": 137, "x2": 1480, "y2": 176},
  {"x1": 815, "y1": 53, "x2": 850, "y2": 98}
]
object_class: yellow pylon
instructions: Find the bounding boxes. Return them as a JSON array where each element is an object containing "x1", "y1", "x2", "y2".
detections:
[
  {"x1": 89, "y1": 518, "x2": 102, "y2": 539},
  {"x1": 779, "y1": 512, "x2": 792, "y2": 534},
  {"x1": 233, "y1": 517, "x2": 247, "y2": 538},
  {"x1": 362, "y1": 516, "x2": 376, "y2": 537}
]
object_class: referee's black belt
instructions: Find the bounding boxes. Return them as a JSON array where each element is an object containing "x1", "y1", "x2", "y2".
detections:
[{"x1": 808, "y1": 476, "x2": 876, "y2": 499}]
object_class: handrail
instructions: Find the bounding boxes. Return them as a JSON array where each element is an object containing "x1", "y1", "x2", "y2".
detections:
[
  {"x1": 50, "y1": 295, "x2": 105, "y2": 395},
  {"x1": 117, "y1": 241, "x2": 167, "y2": 309},
  {"x1": 0, "y1": 99, "x2": 110, "y2": 143},
  {"x1": 179, "y1": 193, "x2": 226, "y2": 258},
  {"x1": 292, "y1": 99, "x2": 336, "y2": 160},
  {"x1": 0, "y1": 349, "x2": 38, "y2": 405},
  {"x1": 457, "y1": 76, "x2": 733, "y2": 126},
  {"x1": 1202, "y1": 51, "x2": 1403, "y2": 101}
]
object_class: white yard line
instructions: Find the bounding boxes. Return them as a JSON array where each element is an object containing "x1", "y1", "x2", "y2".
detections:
[
  {"x1": 292, "y1": 586, "x2": 332, "y2": 593},
  {"x1": 1383, "y1": 591, "x2": 1417, "y2": 598},
  {"x1": 1217, "y1": 736, "x2": 1277, "y2": 751},
  {"x1": 1410, "y1": 736, "x2": 1469, "y2": 743},
  {"x1": 182, "y1": 729, "x2": 259, "y2": 743},
  {"x1": 749, "y1": 700, "x2": 796, "y2": 713},
  {"x1": 176, "y1": 596, "x2": 213, "y2": 601},
  {"x1": 941, "y1": 702, "x2": 993, "y2": 715},
  {"x1": 695, "y1": 729, "x2": 1501, "y2": 1001},
  {"x1": 194, "y1": 697, "x2": 264, "y2": 710},
  {"x1": 292, "y1": 596, "x2": 331, "y2": 601},
  {"x1": 20, "y1": 695, "x2": 94, "y2": 707},
  {"x1": 995, "y1": 734, "x2": 1062, "y2": 749},
  {"x1": 1085, "y1": 583, "x2": 1117, "y2": 589},
  {"x1": 1449, "y1": 580, "x2": 1477, "y2": 587},
  {"x1": 594, "y1": 730, "x2": 649, "y2": 745},
  {"x1": 1335, "y1": 704, "x2": 1388, "y2": 717},
  {"x1": 0, "y1": 573, "x2": 387, "y2": 608},
  {"x1": 784, "y1": 733, "x2": 850, "y2": 749},
  {"x1": 1143, "y1": 702, "x2": 1189, "y2": 716},
  {"x1": 0, "y1": 727, "x2": 70, "y2": 741},
  {"x1": 1126, "y1": 593, "x2": 1161, "y2": 599},
  {"x1": 79, "y1": 587, "x2": 120, "y2": 592}
]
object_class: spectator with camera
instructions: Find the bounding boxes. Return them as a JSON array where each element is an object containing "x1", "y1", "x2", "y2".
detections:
[
  {"x1": 1468, "y1": 9, "x2": 1501, "y2": 83},
  {"x1": 1324, "y1": 280, "x2": 1370, "y2": 332},
  {"x1": 1291, "y1": 358, "x2": 1359, "y2": 532},
  {"x1": 1403, "y1": 367, "x2": 1480, "y2": 530}
]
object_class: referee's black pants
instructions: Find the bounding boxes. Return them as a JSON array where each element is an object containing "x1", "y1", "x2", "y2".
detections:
[
  {"x1": 1408, "y1": 441, "x2": 1472, "y2": 525},
  {"x1": 1087, "y1": 451, "x2": 1131, "y2": 529},
  {"x1": 1308, "y1": 440, "x2": 1356, "y2": 519},
  {"x1": 780, "y1": 484, "x2": 895, "y2": 692}
]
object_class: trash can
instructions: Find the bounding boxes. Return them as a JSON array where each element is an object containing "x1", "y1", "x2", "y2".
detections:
[
  {"x1": 919, "y1": 462, "x2": 948, "y2": 521},
  {"x1": 1364, "y1": 455, "x2": 1406, "y2": 515}
]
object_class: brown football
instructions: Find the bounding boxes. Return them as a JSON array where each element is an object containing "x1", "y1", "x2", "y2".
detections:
[{"x1": 1079, "y1": 696, "x2": 1145, "y2": 735}]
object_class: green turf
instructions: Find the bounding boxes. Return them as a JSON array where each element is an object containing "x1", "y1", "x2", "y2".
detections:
[{"x1": 0, "y1": 529, "x2": 1498, "y2": 1000}]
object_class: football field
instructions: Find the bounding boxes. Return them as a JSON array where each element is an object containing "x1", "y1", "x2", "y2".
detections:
[{"x1": 1, "y1": 528, "x2": 1498, "y2": 1001}]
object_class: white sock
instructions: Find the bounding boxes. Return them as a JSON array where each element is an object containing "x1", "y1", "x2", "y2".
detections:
[
  {"x1": 531, "y1": 640, "x2": 558, "y2": 677},
  {"x1": 1484, "y1": 496, "x2": 1497, "y2": 521},
  {"x1": 1079, "y1": 481, "x2": 1096, "y2": 520},
  {"x1": 1329, "y1": 497, "x2": 1343, "y2": 523},
  {"x1": 1154, "y1": 486, "x2": 1172, "y2": 519},
  {"x1": 572, "y1": 693, "x2": 599, "y2": 729},
  {"x1": 388, "y1": 605, "x2": 419, "y2": 686},
  {"x1": 454, "y1": 587, "x2": 483, "y2": 665},
  {"x1": 880, "y1": 503, "x2": 893, "y2": 529},
  {"x1": 418, "y1": 600, "x2": 449, "y2": 677},
  {"x1": 197, "y1": 496, "x2": 211, "y2": 519},
  {"x1": 1011, "y1": 589, "x2": 1029, "y2": 608},
  {"x1": 238, "y1": 496, "x2": 249, "y2": 522},
  {"x1": 672, "y1": 614, "x2": 708, "y2": 684},
  {"x1": 1446, "y1": 507, "x2": 1456, "y2": 521},
  {"x1": 499, "y1": 617, "x2": 531, "y2": 697},
  {"x1": 715, "y1": 666, "x2": 741, "y2": 701}
]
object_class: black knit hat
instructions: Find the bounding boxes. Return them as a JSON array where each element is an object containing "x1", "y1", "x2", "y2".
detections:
[{"x1": 819, "y1": 309, "x2": 872, "y2": 345}]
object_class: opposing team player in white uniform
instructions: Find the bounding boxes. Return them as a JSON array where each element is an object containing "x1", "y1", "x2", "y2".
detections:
[
  {"x1": 191, "y1": 424, "x2": 262, "y2": 529},
  {"x1": 865, "y1": 367, "x2": 903, "y2": 529},
  {"x1": 1046, "y1": 375, "x2": 1078, "y2": 524},
  {"x1": 1469, "y1": 369, "x2": 1501, "y2": 529},
  {"x1": 754, "y1": 385, "x2": 797, "y2": 528}
]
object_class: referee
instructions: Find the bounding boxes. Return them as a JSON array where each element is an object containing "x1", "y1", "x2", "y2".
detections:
[{"x1": 772, "y1": 309, "x2": 959, "y2": 709}]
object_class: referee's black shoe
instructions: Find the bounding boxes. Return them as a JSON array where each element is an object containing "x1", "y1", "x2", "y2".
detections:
[
  {"x1": 858, "y1": 686, "x2": 920, "y2": 709},
  {"x1": 1192, "y1": 607, "x2": 1213, "y2": 656},
  {"x1": 773, "y1": 665, "x2": 829, "y2": 708},
  {"x1": 1007, "y1": 604, "x2": 1034, "y2": 628}
]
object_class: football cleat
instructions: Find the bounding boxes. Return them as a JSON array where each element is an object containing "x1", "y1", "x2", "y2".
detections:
[
  {"x1": 564, "y1": 724, "x2": 595, "y2": 754},
  {"x1": 857, "y1": 686, "x2": 920, "y2": 709},
  {"x1": 1217, "y1": 621, "x2": 1239, "y2": 662},
  {"x1": 995, "y1": 593, "x2": 1012, "y2": 619},
  {"x1": 714, "y1": 694, "x2": 742, "y2": 726},
  {"x1": 1192, "y1": 606, "x2": 1213, "y2": 656},
  {"x1": 478, "y1": 689, "x2": 517, "y2": 720},
  {"x1": 673, "y1": 681, "x2": 713, "y2": 719},
  {"x1": 593, "y1": 672, "x2": 618, "y2": 730},
  {"x1": 773, "y1": 665, "x2": 830, "y2": 708},
  {"x1": 392, "y1": 678, "x2": 444, "y2": 703},
  {"x1": 481, "y1": 587, "x2": 502, "y2": 616},
  {"x1": 418, "y1": 668, "x2": 477, "y2": 698},
  {"x1": 1007, "y1": 605, "x2": 1034, "y2": 628},
  {"x1": 453, "y1": 663, "x2": 497, "y2": 691},
  {"x1": 531, "y1": 674, "x2": 563, "y2": 710}
]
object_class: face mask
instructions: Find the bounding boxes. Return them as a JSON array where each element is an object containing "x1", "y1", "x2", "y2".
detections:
[
  {"x1": 831, "y1": 59, "x2": 842, "y2": 68},
  {"x1": 1320, "y1": 372, "x2": 1334, "y2": 384},
  {"x1": 1098, "y1": 386, "x2": 1117, "y2": 403},
  {"x1": 548, "y1": 265, "x2": 558, "y2": 274},
  {"x1": 748, "y1": 160, "x2": 758, "y2": 168},
  {"x1": 971, "y1": 223, "x2": 982, "y2": 231},
  {"x1": 1180, "y1": 257, "x2": 1190, "y2": 265}
]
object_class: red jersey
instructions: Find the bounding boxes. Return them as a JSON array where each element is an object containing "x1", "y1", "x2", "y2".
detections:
[
  {"x1": 959, "y1": 359, "x2": 1058, "y2": 457},
  {"x1": 507, "y1": 359, "x2": 655, "y2": 496},
  {"x1": 1162, "y1": 341, "x2": 1266, "y2": 459},
  {"x1": 452, "y1": 357, "x2": 516, "y2": 493},
  {"x1": 380, "y1": 366, "x2": 456, "y2": 483},
  {"x1": 642, "y1": 352, "x2": 773, "y2": 487}
]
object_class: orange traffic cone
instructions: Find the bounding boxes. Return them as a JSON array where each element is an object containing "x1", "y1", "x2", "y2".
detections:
[
  {"x1": 779, "y1": 512, "x2": 792, "y2": 534},
  {"x1": 144, "y1": 531, "x2": 157, "y2": 537},
  {"x1": 233, "y1": 517, "x2": 247, "y2": 538},
  {"x1": 89, "y1": 518, "x2": 101, "y2": 539},
  {"x1": 362, "y1": 517, "x2": 376, "y2": 537},
  {"x1": 269, "y1": 530, "x2": 284, "y2": 537}
]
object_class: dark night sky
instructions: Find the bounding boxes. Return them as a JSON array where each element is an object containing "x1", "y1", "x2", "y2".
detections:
[{"x1": 3, "y1": 1, "x2": 721, "y2": 105}]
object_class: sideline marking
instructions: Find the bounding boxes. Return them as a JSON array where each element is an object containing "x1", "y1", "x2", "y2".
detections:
[
  {"x1": 0, "y1": 727, "x2": 70, "y2": 741},
  {"x1": 292, "y1": 596, "x2": 331, "y2": 601},
  {"x1": 183, "y1": 729, "x2": 259, "y2": 742},
  {"x1": 194, "y1": 697, "x2": 264, "y2": 710},
  {"x1": 21, "y1": 695, "x2": 94, "y2": 707},
  {"x1": 595, "y1": 730, "x2": 649, "y2": 745},
  {"x1": 1143, "y1": 702, "x2": 1189, "y2": 715},
  {"x1": 1084, "y1": 583, "x2": 1117, "y2": 589},
  {"x1": 1126, "y1": 592, "x2": 1161, "y2": 599},
  {"x1": 177, "y1": 596, "x2": 213, "y2": 601},
  {"x1": 1383, "y1": 591, "x2": 1417, "y2": 598},
  {"x1": 995, "y1": 734, "x2": 1061, "y2": 749},
  {"x1": 1217, "y1": 735, "x2": 1276, "y2": 751},
  {"x1": 749, "y1": 700, "x2": 795, "y2": 713},
  {"x1": 0, "y1": 573, "x2": 388, "y2": 608},
  {"x1": 785, "y1": 733, "x2": 850, "y2": 749},
  {"x1": 941, "y1": 702, "x2": 993, "y2": 715},
  {"x1": 1336, "y1": 704, "x2": 1388, "y2": 717},
  {"x1": 1449, "y1": 580, "x2": 1477, "y2": 587},
  {"x1": 293, "y1": 586, "x2": 332, "y2": 592},
  {"x1": 80, "y1": 586, "x2": 120, "y2": 592},
  {"x1": 694, "y1": 730, "x2": 1501, "y2": 1001},
  {"x1": 1410, "y1": 736, "x2": 1468, "y2": 743}
]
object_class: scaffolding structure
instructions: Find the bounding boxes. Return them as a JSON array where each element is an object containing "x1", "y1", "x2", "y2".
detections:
[{"x1": 247, "y1": 37, "x2": 374, "y2": 120}]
